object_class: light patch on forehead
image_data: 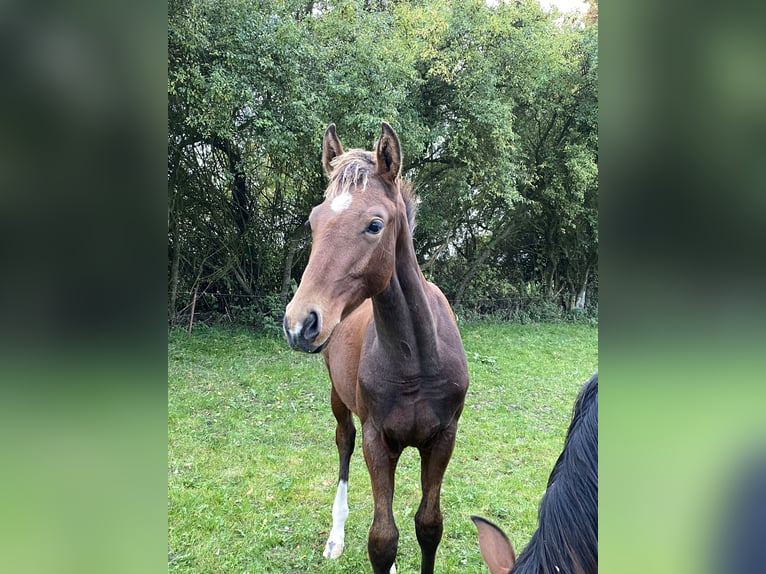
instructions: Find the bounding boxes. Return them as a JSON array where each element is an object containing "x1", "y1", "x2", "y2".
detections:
[{"x1": 330, "y1": 191, "x2": 353, "y2": 213}]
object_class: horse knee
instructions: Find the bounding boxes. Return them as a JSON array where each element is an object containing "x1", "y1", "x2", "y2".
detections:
[
  {"x1": 415, "y1": 508, "x2": 443, "y2": 550},
  {"x1": 368, "y1": 522, "x2": 399, "y2": 573}
]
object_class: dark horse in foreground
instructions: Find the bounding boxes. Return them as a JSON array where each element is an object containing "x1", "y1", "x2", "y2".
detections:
[
  {"x1": 283, "y1": 122, "x2": 469, "y2": 574},
  {"x1": 472, "y1": 374, "x2": 598, "y2": 574}
]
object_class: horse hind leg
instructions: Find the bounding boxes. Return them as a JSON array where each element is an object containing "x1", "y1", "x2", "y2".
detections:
[{"x1": 324, "y1": 388, "x2": 356, "y2": 559}]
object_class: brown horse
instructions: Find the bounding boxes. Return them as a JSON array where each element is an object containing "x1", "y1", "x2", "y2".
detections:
[{"x1": 283, "y1": 122, "x2": 469, "y2": 574}]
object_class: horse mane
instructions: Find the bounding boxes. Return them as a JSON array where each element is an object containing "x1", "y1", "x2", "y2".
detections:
[
  {"x1": 512, "y1": 374, "x2": 598, "y2": 574},
  {"x1": 325, "y1": 149, "x2": 417, "y2": 233}
]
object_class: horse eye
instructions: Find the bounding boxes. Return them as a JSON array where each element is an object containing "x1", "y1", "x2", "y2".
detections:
[{"x1": 365, "y1": 219, "x2": 384, "y2": 234}]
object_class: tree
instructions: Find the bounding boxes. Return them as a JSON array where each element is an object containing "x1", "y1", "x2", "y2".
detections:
[{"x1": 167, "y1": 0, "x2": 599, "y2": 324}]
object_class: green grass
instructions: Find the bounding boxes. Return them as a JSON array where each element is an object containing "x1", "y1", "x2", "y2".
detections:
[{"x1": 168, "y1": 321, "x2": 597, "y2": 573}]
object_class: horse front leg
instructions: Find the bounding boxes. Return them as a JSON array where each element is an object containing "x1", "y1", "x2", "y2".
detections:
[
  {"x1": 324, "y1": 387, "x2": 356, "y2": 559},
  {"x1": 363, "y1": 422, "x2": 401, "y2": 574},
  {"x1": 415, "y1": 425, "x2": 457, "y2": 574}
]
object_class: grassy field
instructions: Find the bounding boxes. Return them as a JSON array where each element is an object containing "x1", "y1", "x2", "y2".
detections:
[{"x1": 168, "y1": 321, "x2": 597, "y2": 573}]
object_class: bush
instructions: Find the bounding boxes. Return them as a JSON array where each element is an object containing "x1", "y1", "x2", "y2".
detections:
[
  {"x1": 456, "y1": 296, "x2": 598, "y2": 325},
  {"x1": 175, "y1": 291, "x2": 597, "y2": 334}
]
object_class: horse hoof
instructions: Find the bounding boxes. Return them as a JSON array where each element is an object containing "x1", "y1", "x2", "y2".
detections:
[{"x1": 323, "y1": 540, "x2": 344, "y2": 559}]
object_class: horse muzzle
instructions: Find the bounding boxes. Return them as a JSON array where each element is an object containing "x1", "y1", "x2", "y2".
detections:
[{"x1": 283, "y1": 309, "x2": 329, "y2": 353}]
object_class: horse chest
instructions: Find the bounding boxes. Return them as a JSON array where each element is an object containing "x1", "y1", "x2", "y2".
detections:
[{"x1": 359, "y1": 376, "x2": 456, "y2": 446}]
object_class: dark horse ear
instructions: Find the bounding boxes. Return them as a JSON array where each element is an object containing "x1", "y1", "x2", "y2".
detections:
[
  {"x1": 322, "y1": 124, "x2": 344, "y2": 178},
  {"x1": 375, "y1": 121, "x2": 402, "y2": 185}
]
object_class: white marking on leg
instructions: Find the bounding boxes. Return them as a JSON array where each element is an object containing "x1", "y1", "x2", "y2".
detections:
[
  {"x1": 330, "y1": 191, "x2": 353, "y2": 213},
  {"x1": 390, "y1": 563, "x2": 396, "y2": 574},
  {"x1": 323, "y1": 480, "x2": 349, "y2": 559}
]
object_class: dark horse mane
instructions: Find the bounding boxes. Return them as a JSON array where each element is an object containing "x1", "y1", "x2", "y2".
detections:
[
  {"x1": 513, "y1": 373, "x2": 598, "y2": 574},
  {"x1": 326, "y1": 149, "x2": 417, "y2": 233}
]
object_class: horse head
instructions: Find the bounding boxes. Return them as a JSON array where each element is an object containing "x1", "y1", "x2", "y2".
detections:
[{"x1": 284, "y1": 122, "x2": 405, "y2": 353}]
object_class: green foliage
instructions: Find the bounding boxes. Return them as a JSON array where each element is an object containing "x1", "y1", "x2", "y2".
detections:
[
  {"x1": 168, "y1": 0, "x2": 598, "y2": 324},
  {"x1": 168, "y1": 322, "x2": 598, "y2": 572},
  {"x1": 455, "y1": 294, "x2": 597, "y2": 325}
]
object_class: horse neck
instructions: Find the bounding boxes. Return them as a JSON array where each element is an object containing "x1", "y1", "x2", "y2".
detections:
[{"x1": 371, "y1": 212, "x2": 440, "y2": 373}]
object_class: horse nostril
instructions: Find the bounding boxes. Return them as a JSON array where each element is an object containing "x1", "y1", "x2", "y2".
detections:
[{"x1": 303, "y1": 310, "x2": 320, "y2": 341}]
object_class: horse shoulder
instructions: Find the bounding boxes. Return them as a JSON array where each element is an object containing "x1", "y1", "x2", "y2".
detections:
[{"x1": 323, "y1": 300, "x2": 374, "y2": 416}]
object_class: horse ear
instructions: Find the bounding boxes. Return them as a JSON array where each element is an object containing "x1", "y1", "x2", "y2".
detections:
[
  {"x1": 322, "y1": 124, "x2": 344, "y2": 178},
  {"x1": 471, "y1": 516, "x2": 516, "y2": 574},
  {"x1": 375, "y1": 121, "x2": 402, "y2": 184}
]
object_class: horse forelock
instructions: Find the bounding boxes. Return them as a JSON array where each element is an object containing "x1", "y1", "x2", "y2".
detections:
[
  {"x1": 325, "y1": 150, "x2": 374, "y2": 199},
  {"x1": 325, "y1": 149, "x2": 418, "y2": 234}
]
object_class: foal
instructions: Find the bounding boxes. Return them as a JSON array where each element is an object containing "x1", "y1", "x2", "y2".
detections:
[
  {"x1": 472, "y1": 374, "x2": 598, "y2": 574},
  {"x1": 284, "y1": 122, "x2": 469, "y2": 574}
]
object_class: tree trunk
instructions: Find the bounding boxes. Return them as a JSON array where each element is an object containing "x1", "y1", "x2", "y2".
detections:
[
  {"x1": 212, "y1": 135, "x2": 249, "y2": 234},
  {"x1": 575, "y1": 265, "x2": 590, "y2": 309},
  {"x1": 544, "y1": 259, "x2": 558, "y2": 301},
  {"x1": 168, "y1": 212, "x2": 181, "y2": 324},
  {"x1": 167, "y1": 143, "x2": 185, "y2": 325},
  {"x1": 280, "y1": 233, "x2": 303, "y2": 305},
  {"x1": 454, "y1": 224, "x2": 513, "y2": 308},
  {"x1": 231, "y1": 263, "x2": 255, "y2": 297},
  {"x1": 421, "y1": 233, "x2": 453, "y2": 274},
  {"x1": 187, "y1": 285, "x2": 198, "y2": 334}
]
